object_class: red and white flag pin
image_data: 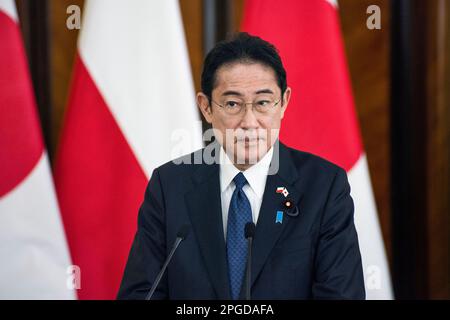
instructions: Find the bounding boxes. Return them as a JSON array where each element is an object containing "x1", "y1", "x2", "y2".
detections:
[{"x1": 276, "y1": 186, "x2": 289, "y2": 198}]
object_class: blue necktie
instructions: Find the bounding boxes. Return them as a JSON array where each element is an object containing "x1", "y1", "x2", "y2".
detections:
[{"x1": 226, "y1": 172, "x2": 252, "y2": 300}]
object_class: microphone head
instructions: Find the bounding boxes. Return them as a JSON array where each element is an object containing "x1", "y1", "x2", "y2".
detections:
[
  {"x1": 177, "y1": 224, "x2": 190, "y2": 240},
  {"x1": 244, "y1": 222, "x2": 256, "y2": 239}
]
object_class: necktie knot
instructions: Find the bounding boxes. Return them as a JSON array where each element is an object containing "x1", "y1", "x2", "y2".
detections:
[{"x1": 233, "y1": 172, "x2": 247, "y2": 190}]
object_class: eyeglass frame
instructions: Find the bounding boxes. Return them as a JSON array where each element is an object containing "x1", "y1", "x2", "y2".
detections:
[{"x1": 210, "y1": 98, "x2": 282, "y2": 116}]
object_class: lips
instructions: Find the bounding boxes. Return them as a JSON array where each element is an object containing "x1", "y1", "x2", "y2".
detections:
[
  {"x1": 236, "y1": 137, "x2": 262, "y2": 142},
  {"x1": 235, "y1": 137, "x2": 266, "y2": 148},
  {"x1": 232, "y1": 129, "x2": 268, "y2": 144}
]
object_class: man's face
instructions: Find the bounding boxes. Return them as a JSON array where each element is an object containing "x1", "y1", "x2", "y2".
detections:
[{"x1": 197, "y1": 62, "x2": 291, "y2": 169}]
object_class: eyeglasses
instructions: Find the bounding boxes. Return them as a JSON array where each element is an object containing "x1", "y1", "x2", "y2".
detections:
[{"x1": 211, "y1": 98, "x2": 281, "y2": 116}]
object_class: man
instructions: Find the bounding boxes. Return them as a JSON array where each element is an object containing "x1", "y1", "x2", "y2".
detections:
[{"x1": 117, "y1": 33, "x2": 365, "y2": 299}]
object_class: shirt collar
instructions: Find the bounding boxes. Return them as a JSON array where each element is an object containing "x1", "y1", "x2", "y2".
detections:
[{"x1": 219, "y1": 145, "x2": 274, "y2": 198}]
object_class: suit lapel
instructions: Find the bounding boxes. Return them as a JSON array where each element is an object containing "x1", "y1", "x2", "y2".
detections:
[
  {"x1": 185, "y1": 141, "x2": 303, "y2": 299},
  {"x1": 185, "y1": 149, "x2": 231, "y2": 299},
  {"x1": 247, "y1": 142, "x2": 303, "y2": 291}
]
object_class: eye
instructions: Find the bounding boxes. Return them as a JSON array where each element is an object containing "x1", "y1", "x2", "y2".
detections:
[
  {"x1": 225, "y1": 101, "x2": 240, "y2": 108},
  {"x1": 256, "y1": 100, "x2": 270, "y2": 107}
]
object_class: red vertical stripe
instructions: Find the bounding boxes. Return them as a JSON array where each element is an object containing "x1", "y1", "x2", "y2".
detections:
[
  {"x1": 242, "y1": 0, "x2": 363, "y2": 171},
  {"x1": 0, "y1": 11, "x2": 43, "y2": 197},
  {"x1": 54, "y1": 56, "x2": 148, "y2": 299}
]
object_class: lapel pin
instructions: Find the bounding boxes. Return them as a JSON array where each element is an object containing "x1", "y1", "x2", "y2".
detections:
[
  {"x1": 284, "y1": 198, "x2": 300, "y2": 217},
  {"x1": 275, "y1": 211, "x2": 283, "y2": 224},
  {"x1": 284, "y1": 199, "x2": 293, "y2": 209},
  {"x1": 276, "y1": 186, "x2": 289, "y2": 198}
]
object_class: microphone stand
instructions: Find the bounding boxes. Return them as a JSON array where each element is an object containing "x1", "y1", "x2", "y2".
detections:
[
  {"x1": 146, "y1": 225, "x2": 189, "y2": 300},
  {"x1": 246, "y1": 235, "x2": 253, "y2": 300}
]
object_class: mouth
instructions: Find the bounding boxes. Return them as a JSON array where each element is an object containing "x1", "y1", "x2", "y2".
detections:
[{"x1": 235, "y1": 137, "x2": 265, "y2": 146}]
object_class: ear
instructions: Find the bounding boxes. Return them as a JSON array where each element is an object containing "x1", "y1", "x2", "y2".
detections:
[
  {"x1": 280, "y1": 87, "x2": 291, "y2": 119},
  {"x1": 197, "y1": 92, "x2": 213, "y2": 124}
]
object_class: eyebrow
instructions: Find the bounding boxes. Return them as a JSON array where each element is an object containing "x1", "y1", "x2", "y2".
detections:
[
  {"x1": 222, "y1": 90, "x2": 243, "y2": 97},
  {"x1": 255, "y1": 89, "x2": 274, "y2": 95},
  {"x1": 221, "y1": 89, "x2": 275, "y2": 96}
]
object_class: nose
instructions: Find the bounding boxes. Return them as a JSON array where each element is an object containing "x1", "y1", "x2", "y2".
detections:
[{"x1": 239, "y1": 105, "x2": 260, "y2": 129}]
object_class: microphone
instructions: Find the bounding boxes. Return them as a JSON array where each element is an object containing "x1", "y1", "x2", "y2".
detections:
[
  {"x1": 244, "y1": 222, "x2": 255, "y2": 300},
  {"x1": 145, "y1": 224, "x2": 190, "y2": 300}
]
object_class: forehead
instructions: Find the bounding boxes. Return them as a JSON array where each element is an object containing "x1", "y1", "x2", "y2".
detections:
[{"x1": 213, "y1": 62, "x2": 279, "y2": 95}]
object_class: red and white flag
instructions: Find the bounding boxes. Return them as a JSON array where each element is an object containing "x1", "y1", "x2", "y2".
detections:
[
  {"x1": 0, "y1": 0, "x2": 74, "y2": 299},
  {"x1": 54, "y1": 0, "x2": 202, "y2": 299},
  {"x1": 242, "y1": 0, "x2": 393, "y2": 299}
]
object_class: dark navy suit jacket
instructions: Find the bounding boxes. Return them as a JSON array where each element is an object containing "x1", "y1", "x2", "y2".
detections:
[{"x1": 117, "y1": 142, "x2": 365, "y2": 299}]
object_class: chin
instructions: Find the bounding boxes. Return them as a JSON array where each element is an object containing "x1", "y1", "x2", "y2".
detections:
[{"x1": 235, "y1": 141, "x2": 268, "y2": 166}]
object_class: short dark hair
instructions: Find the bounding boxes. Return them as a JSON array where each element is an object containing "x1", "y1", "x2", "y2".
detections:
[{"x1": 201, "y1": 32, "x2": 287, "y2": 101}]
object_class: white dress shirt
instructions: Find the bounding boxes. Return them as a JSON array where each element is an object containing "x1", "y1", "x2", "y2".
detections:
[{"x1": 219, "y1": 146, "x2": 274, "y2": 238}]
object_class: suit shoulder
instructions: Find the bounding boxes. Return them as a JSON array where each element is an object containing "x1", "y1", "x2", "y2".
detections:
[
  {"x1": 155, "y1": 147, "x2": 204, "y2": 173},
  {"x1": 152, "y1": 147, "x2": 205, "y2": 178}
]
